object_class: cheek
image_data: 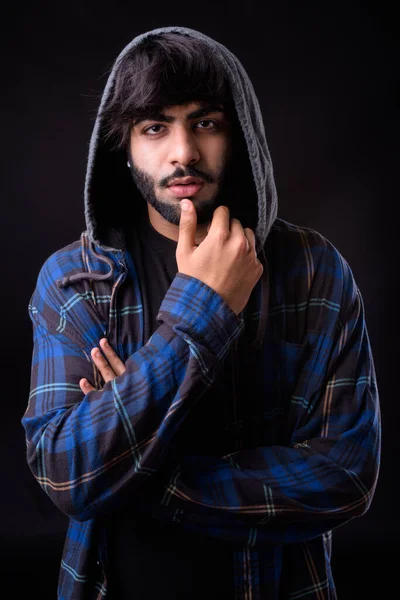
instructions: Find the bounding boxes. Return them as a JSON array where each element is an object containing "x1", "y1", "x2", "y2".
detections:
[
  {"x1": 131, "y1": 151, "x2": 159, "y2": 181},
  {"x1": 130, "y1": 138, "x2": 158, "y2": 170},
  {"x1": 213, "y1": 140, "x2": 232, "y2": 176}
]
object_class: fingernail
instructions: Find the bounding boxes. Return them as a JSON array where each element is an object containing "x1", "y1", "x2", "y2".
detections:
[
  {"x1": 181, "y1": 200, "x2": 190, "y2": 212},
  {"x1": 102, "y1": 338, "x2": 108, "y2": 346}
]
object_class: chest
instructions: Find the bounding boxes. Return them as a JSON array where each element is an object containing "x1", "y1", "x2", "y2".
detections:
[{"x1": 88, "y1": 270, "x2": 307, "y2": 452}]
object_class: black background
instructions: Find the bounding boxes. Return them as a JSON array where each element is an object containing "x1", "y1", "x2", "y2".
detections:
[{"x1": 1, "y1": 2, "x2": 397, "y2": 598}]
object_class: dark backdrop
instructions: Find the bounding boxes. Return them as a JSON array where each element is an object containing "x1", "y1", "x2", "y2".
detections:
[{"x1": 2, "y1": 2, "x2": 396, "y2": 598}]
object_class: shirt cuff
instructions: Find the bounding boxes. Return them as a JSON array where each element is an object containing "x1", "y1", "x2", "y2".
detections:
[{"x1": 157, "y1": 272, "x2": 245, "y2": 359}]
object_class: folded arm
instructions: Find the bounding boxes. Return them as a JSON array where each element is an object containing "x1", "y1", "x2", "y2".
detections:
[
  {"x1": 22, "y1": 261, "x2": 244, "y2": 522},
  {"x1": 139, "y1": 248, "x2": 381, "y2": 546}
]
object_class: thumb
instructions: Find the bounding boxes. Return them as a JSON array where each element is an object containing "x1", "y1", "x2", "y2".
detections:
[{"x1": 177, "y1": 199, "x2": 197, "y2": 255}]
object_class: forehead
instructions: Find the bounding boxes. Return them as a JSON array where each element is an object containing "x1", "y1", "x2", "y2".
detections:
[
  {"x1": 132, "y1": 101, "x2": 226, "y2": 123},
  {"x1": 161, "y1": 101, "x2": 224, "y2": 114}
]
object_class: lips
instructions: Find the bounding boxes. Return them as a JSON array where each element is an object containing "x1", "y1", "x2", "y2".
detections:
[
  {"x1": 169, "y1": 176, "x2": 204, "y2": 186},
  {"x1": 168, "y1": 182, "x2": 203, "y2": 197}
]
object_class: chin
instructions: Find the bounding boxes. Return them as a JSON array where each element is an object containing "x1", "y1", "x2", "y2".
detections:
[{"x1": 152, "y1": 191, "x2": 221, "y2": 226}]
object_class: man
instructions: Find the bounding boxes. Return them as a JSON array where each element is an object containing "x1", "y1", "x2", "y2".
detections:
[{"x1": 22, "y1": 26, "x2": 381, "y2": 599}]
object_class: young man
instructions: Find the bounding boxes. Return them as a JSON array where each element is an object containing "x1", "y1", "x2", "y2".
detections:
[{"x1": 22, "y1": 27, "x2": 381, "y2": 599}]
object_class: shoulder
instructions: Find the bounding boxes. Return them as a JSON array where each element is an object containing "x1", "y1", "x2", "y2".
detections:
[
  {"x1": 268, "y1": 217, "x2": 354, "y2": 286},
  {"x1": 37, "y1": 238, "x2": 86, "y2": 283},
  {"x1": 269, "y1": 217, "x2": 340, "y2": 255},
  {"x1": 266, "y1": 218, "x2": 359, "y2": 336},
  {"x1": 30, "y1": 233, "x2": 118, "y2": 328},
  {"x1": 33, "y1": 234, "x2": 91, "y2": 304},
  {"x1": 35, "y1": 232, "x2": 121, "y2": 289}
]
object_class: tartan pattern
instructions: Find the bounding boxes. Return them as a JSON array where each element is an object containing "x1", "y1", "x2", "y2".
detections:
[{"x1": 22, "y1": 218, "x2": 381, "y2": 599}]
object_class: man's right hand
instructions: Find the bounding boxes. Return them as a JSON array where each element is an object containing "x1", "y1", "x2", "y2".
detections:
[{"x1": 176, "y1": 199, "x2": 264, "y2": 315}]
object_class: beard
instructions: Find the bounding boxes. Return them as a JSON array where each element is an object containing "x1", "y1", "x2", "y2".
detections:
[{"x1": 127, "y1": 151, "x2": 234, "y2": 226}]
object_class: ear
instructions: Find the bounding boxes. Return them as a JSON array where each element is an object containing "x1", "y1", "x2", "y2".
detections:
[{"x1": 126, "y1": 149, "x2": 132, "y2": 169}]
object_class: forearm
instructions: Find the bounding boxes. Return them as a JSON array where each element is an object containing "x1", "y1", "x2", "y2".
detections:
[
  {"x1": 139, "y1": 422, "x2": 379, "y2": 547},
  {"x1": 136, "y1": 363, "x2": 378, "y2": 545},
  {"x1": 23, "y1": 275, "x2": 245, "y2": 521}
]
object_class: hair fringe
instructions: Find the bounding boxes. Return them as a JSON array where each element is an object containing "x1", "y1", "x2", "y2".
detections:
[{"x1": 98, "y1": 32, "x2": 234, "y2": 151}]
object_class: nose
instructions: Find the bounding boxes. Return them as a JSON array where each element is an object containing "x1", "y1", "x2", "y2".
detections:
[{"x1": 168, "y1": 127, "x2": 200, "y2": 167}]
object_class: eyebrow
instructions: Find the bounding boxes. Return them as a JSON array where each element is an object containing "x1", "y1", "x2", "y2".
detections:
[{"x1": 132, "y1": 104, "x2": 225, "y2": 127}]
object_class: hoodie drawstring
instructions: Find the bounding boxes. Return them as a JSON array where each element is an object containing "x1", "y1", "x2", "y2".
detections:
[{"x1": 55, "y1": 241, "x2": 116, "y2": 289}]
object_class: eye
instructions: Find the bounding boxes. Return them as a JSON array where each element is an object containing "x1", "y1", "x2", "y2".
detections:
[
  {"x1": 196, "y1": 119, "x2": 218, "y2": 130},
  {"x1": 143, "y1": 124, "x2": 165, "y2": 136}
]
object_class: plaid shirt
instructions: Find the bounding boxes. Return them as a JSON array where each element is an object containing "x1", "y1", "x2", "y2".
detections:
[{"x1": 22, "y1": 217, "x2": 381, "y2": 599}]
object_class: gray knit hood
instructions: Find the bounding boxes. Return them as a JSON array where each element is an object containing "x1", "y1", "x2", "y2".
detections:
[
  {"x1": 60, "y1": 26, "x2": 278, "y2": 348},
  {"x1": 84, "y1": 26, "x2": 278, "y2": 257}
]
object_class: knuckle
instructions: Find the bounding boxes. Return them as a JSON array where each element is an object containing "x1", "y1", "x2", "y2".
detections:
[
  {"x1": 237, "y1": 237, "x2": 249, "y2": 253},
  {"x1": 216, "y1": 229, "x2": 230, "y2": 243}
]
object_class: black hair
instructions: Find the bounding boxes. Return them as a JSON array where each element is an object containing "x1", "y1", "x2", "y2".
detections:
[{"x1": 99, "y1": 32, "x2": 237, "y2": 150}]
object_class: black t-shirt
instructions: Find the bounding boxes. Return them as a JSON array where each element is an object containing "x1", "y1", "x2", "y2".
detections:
[{"x1": 106, "y1": 209, "x2": 235, "y2": 599}]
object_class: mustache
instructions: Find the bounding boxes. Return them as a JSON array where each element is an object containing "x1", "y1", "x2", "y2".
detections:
[{"x1": 160, "y1": 166, "x2": 214, "y2": 188}]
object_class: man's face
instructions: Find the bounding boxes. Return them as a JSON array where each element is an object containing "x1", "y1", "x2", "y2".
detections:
[{"x1": 128, "y1": 101, "x2": 233, "y2": 225}]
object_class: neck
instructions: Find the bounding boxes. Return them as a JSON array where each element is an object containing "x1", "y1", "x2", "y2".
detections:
[{"x1": 147, "y1": 204, "x2": 209, "y2": 246}]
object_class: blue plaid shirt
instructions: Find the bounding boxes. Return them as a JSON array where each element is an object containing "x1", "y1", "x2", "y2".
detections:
[{"x1": 22, "y1": 217, "x2": 381, "y2": 599}]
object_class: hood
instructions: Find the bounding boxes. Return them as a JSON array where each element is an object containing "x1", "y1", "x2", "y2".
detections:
[
  {"x1": 65, "y1": 26, "x2": 278, "y2": 348},
  {"x1": 85, "y1": 25, "x2": 278, "y2": 254}
]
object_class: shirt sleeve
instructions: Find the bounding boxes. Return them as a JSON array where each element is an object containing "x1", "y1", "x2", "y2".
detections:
[
  {"x1": 144, "y1": 246, "x2": 381, "y2": 546},
  {"x1": 22, "y1": 261, "x2": 245, "y2": 522}
]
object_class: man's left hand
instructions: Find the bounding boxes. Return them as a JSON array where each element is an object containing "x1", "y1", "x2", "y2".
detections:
[{"x1": 79, "y1": 338, "x2": 126, "y2": 393}]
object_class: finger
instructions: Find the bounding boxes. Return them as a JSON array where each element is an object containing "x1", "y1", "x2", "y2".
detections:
[
  {"x1": 230, "y1": 217, "x2": 247, "y2": 249},
  {"x1": 244, "y1": 227, "x2": 257, "y2": 254},
  {"x1": 91, "y1": 347, "x2": 117, "y2": 383},
  {"x1": 208, "y1": 205, "x2": 231, "y2": 238},
  {"x1": 99, "y1": 338, "x2": 126, "y2": 376},
  {"x1": 230, "y1": 220, "x2": 255, "y2": 254},
  {"x1": 177, "y1": 198, "x2": 197, "y2": 256},
  {"x1": 80, "y1": 378, "x2": 96, "y2": 394}
]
